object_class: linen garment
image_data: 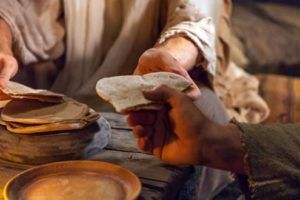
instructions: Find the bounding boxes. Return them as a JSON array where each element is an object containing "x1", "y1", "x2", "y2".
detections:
[{"x1": 0, "y1": 0, "x2": 215, "y2": 99}]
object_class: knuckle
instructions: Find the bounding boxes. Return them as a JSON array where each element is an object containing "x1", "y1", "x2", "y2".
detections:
[{"x1": 157, "y1": 84, "x2": 167, "y2": 90}]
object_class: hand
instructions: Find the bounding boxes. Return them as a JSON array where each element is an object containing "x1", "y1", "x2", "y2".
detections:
[
  {"x1": 127, "y1": 85, "x2": 213, "y2": 165},
  {"x1": 134, "y1": 48, "x2": 201, "y2": 99},
  {"x1": 0, "y1": 53, "x2": 18, "y2": 88},
  {"x1": 127, "y1": 85, "x2": 246, "y2": 174}
]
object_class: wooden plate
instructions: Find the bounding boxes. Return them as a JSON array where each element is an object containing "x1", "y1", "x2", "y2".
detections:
[{"x1": 3, "y1": 160, "x2": 141, "y2": 200}]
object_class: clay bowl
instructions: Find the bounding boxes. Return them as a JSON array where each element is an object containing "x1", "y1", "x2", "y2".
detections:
[
  {"x1": 3, "y1": 160, "x2": 141, "y2": 200},
  {"x1": 0, "y1": 117, "x2": 109, "y2": 165}
]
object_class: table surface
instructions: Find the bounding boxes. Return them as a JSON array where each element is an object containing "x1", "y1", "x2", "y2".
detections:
[{"x1": 0, "y1": 112, "x2": 193, "y2": 200}]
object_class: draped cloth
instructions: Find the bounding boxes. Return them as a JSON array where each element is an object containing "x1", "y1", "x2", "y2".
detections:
[
  {"x1": 0, "y1": 0, "x2": 269, "y2": 123},
  {"x1": 53, "y1": 0, "x2": 218, "y2": 101}
]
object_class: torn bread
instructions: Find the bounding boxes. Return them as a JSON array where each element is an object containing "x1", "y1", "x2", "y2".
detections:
[
  {"x1": 3, "y1": 109, "x2": 99, "y2": 134},
  {"x1": 1, "y1": 98, "x2": 89, "y2": 124},
  {"x1": 96, "y1": 72, "x2": 191, "y2": 113},
  {"x1": 0, "y1": 81, "x2": 64, "y2": 103},
  {"x1": 0, "y1": 82, "x2": 100, "y2": 134}
]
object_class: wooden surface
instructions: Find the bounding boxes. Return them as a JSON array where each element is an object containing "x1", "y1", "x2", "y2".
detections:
[{"x1": 0, "y1": 112, "x2": 193, "y2": 200}]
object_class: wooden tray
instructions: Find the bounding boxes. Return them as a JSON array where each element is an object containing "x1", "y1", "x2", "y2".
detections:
[
  {"x1": 3, "y1": 160, "x2": 141, "y2": 200},
  {"x1": 0, "y1": 116, "x2": 111, "y2": 165}
]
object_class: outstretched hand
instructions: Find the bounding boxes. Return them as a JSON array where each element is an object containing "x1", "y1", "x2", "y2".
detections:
[
  {"x1": 127, "y1": 85, "x2": 246, "y2": 174},
  {"x1": 134, "y1": 48, "x2": 201, "y2": 99},
  {"x1": 127, "y1": 85, "x2": 212, "y2": 165}
]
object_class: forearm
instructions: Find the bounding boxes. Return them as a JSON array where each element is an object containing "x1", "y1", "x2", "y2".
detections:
[
  {"x1": 0, "y1": 18, "x2": 13, "y2": 55},
  {"x1": 156, "y1": 37, "x2": 201, "y2": 71}
]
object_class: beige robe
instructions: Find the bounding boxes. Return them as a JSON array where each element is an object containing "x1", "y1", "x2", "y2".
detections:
[
  {"x1": 0, "y1": 0, "x2": 217, "y2": 108},
  {"x1": 0, "y1": 0, "x2": 270, "y2": 123}
]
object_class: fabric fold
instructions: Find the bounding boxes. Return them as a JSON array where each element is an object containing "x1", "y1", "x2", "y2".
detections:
[
  {"x1": 0, "y1": 0, "x2": 64, "y2": 64},
  {"x1": 214, "y1": 62, "x2": 270, "y2": 123},
  {"x1": 237, "y1": 123, "x2": 300, "y2": 200}
]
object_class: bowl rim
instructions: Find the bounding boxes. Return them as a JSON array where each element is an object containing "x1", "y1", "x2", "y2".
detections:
[{"x1": 3, "y1": 160, "x2": 141, "y2": 200}]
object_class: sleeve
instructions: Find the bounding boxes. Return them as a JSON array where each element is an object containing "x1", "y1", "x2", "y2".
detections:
[
  {"x1": 157, "y1": 0, "x2": 217, "y2": 76},
  {"x1": 0, "y1": 0, "x2": 64, "y2": 65},
  {"x1": 237, "y1": 123, "x2": 300, "y2": 200}
]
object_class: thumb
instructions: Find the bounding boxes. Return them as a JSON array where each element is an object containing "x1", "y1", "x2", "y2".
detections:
[{"x1": 143, "y1": 85, "x2": 181, "y2": 105}]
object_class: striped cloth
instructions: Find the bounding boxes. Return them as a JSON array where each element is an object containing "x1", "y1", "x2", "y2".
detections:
[{"x1": 257, "y1": 74, "x2": 300, "y2": 123}]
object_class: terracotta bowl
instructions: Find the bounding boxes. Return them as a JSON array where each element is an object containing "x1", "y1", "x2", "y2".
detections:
[{"x1": 3, "y1": 160, "x2": 141, "y2": 200}]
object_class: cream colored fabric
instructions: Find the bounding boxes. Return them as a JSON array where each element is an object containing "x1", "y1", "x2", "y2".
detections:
[
  {"x1": 0, "y1": 0, "x2": 64, "y2": 64},
  {"x1": 55, "y1": 0, "x2": 216, "y2": 97},
  {"x1": 214, "y1": 62, "x2": 270, "y2": 123},
  {"x1": 213, "y1": 0, "x2": 270, "y2": 123},
  {"x1": 0, "y1": 0, "x2": 216, "y2": 99},
  {"x1": 0, "y1": 0, "x2": 269, "y2": 122}
]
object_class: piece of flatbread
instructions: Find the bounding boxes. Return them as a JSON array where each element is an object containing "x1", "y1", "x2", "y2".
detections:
[
  {"x1": 0, "y1": 81, "x2": 64, "y2": 103},
  {"x1": 1, "y1": 98, "x2": 89, "y2": 124},
  {"x1": 3, "y1": 109, "x2": 100, "y2": 134},
  {"x1": 6, "y1": 120, "x2": 84, "y2": 134},
  {"x1": 96, "y1": 72, "x2": 191, "y2": 113}
]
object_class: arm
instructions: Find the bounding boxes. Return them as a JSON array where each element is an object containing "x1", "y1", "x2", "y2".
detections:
[
  {"x1": 157, "y1": 0, "x2": 216, "y2": 74},
  {"x1": 0, "y1": 18, "x2": 18, "y2": 88},
  {"x1": 155, "y1": 36, "x2": 199, "y2": 72},
  {"x1": 134, "y1": 1, "x2": 216, "y2": 98},
  {"x1": 127, "y1": 85, "x2": 245, "y2": 173},
  {"x1": 127, "y1": 85, "x2": 300, "y2": 199}
]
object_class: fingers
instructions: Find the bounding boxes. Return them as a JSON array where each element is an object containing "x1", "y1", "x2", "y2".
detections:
[
  {"x1": 152, "y1": 109, "x2": 168, "y2": 158},
  {"x1": 127, "y1": 111, "x2": 156, "y2": 126},
  {"x1": 137, "y1": 137, "x2": 152, "y2": 153},
  {"x1": 135, "y1": 62, "x2": 185, "y2": 77},
  {"x1": 127, "y1": 110, "x2": 157, "y2": 153},
  {"x1": 143, "y1": 85, "x2": 183, "y2": 106},
  {"x1": 175, "y1": 66, "x2": 201, "y2": 99},
  {"x1": 0, "y1": 56, "x2": 18, "y2": 88},
  {"x1": 132, "y1": 125, "x2": 153, "y2": 138},
  {"x1": 130, "y1": 111, "x2": 168, "y2": 159},
  {"x1": 132, "y1": 125, "x2": 153, "y2": 153},
  {"x1": 134, "y1": 47, "x2": 201, "y2": 99}
]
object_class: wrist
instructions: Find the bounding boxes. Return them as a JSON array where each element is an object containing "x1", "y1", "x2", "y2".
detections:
[
  {"x1": 156, "y1": 36, "x2": 199, "y2": 71},
  {"x1": 202, "y1": 123, "x2": 246, "y2": 174},
  {"x1": 0, "y1": 47, "x2": 13, "y2": 56}
]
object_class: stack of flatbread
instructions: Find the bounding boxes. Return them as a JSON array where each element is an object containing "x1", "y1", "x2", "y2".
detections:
[
  {"x1": 96, "y1": 72, "x2": 192, "y2": 113},
  {"x1": 0, "y1": 82, "x2": 99, "y2": 134}
]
